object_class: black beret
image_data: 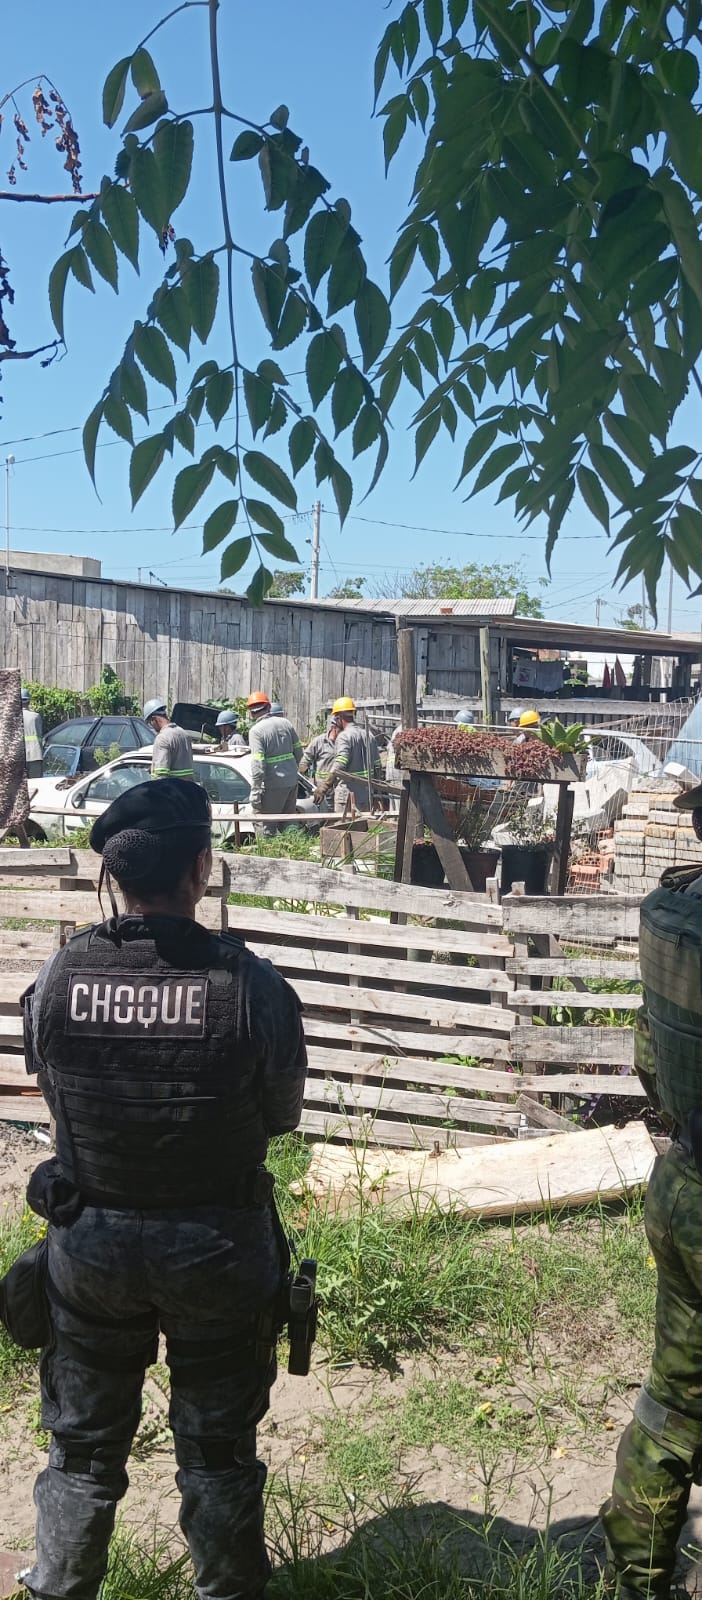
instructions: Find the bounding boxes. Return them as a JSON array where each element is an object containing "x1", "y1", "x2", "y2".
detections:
[{"x1": 90, "y1": 778, "x2": 211, "y2": 855}]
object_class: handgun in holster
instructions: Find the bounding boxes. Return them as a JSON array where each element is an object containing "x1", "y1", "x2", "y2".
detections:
[{"x1": 256, "y1": 1191, "x2": 319, "y2": 1377}]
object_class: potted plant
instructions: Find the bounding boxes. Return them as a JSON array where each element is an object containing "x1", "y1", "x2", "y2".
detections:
[
  {"x1": 394, "y1": 725, "x2": 585, "y2": 782},
  {"x1": 500, "y1": 804, "x2": 556, "y2": 896},
  {"x1": 454, "y1": 801, "x2": 500, "y2": 892}
]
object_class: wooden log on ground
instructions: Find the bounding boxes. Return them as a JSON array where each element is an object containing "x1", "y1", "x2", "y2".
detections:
[{"x1": 295, "y1": 1121, "x2": 656, "y2": 1218}]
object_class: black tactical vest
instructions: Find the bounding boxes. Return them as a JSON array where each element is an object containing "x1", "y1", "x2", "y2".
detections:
[{"x1": 33, "y1": 915, "x2": 269, "y2": 1208}]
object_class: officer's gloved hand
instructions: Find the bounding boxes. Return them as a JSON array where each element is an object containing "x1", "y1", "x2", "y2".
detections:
[{"x1": 313, "y1": 786, "x2": 328, "y2": 805}]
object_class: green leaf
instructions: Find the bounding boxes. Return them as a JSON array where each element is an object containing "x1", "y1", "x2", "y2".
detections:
[
  {"x1": 246, "y1": 500, "x2": 286, "y2": 538},
  {"x1": 471, "y1": 442, "x2": 521, "y2": 495},
  {"x1": 124, "y1": 91, "x2": 168, "y2": 135},
  {"x1": 213, "y1": 448, "x2": 239, "y2": 486},
  {"x1": 355, "y1": 279, "x2": 390, "y2": 370},
  {"x1": 270, "y1": 104, "x2": 290, "y2": 130},
  {"x1": 424, "y1": 0, "x2": 444, "y2": 47},
  {"x1": 101, "y1": 184, "x2": 139, "y2": 270},
  {"x1": 221, "y1": 538, "x2": 252, "y2": 581},
  {"x1": 153, "y1": 119, "x2": 194, "y2": 218},
  {"x1": 431, "y1": 304, "x2": 454, "y2": 365},
  {"x1": 134, "y1": 323, "x2": 177, "y2": 398},
  {"x1": 231, "y1": 130, "x2": 264, "y2": 161},
  {"x1": 389, "y1": 231, "x2": 418, "y2": 299},
  {"x1": 414, "y1": 327, "x2": 439, "y2": 381},
  {"x1": 130, "y1": 433, "x2": 166, "y2": 507},
  {"x1": 251, "y1": 259, "x2": 285, "y2": 336},
  {"x1": 119, "y1": 348, "x2": 149, "y2": 420},
  {"x1": 577, "y1": 464, "x2": 610, "y2": 533},
  {"x1": 258, "y1": 139, "x2": 293, "y2": 211},
  {"x1": 329, "y1": 460, "x2": 353, "y2": 526},
  {"x1": 306, "y1": 331, "x2": 342, "y2": 405},
  {"x1": 658, "y1": 92, "x2": 702, "y2": 195},
  {"x1": 331, "y1": 366, "x2": 364, "y2": 435},
  {"x1": 103, "y1": 394, "x2": 134, "y2": 445},
  {"x1": 621, "y1": 373, "x2": 669, "y2": 445},
  {"x1": 131, "y1": 47, "x2": 161, "y2": 96},
  {"x1": 243, "y1": 451, "x2": 297, "y2": 510},
  {"x1": 402, "y1": 4, "x2": 421, "y2": 65},
  {"x1": 156, "y1": 285, "x2": 191, "y2": 355},
  {"x1": 257, "y1": 530, "x2": 300, "y2": 562},
  {"x1": 70, "y1": 246, "x2": 94, "y2": 293},
  {"x1": 243, "y1": 370, "x2": 273, "y2": 436},
  {"x1": 545, "y1": 478, "x2": 575, "y2": 571},
  {"x1": 327, "y1": 242, "x2": 366, "y2": 316},
  {"x1": 448, "y1": 0, "x2": 468, "y2": 28},
  {"x1": 383, "y1": 105, "x2": 408, "y2": 172},
  {"x1": 418, "y1": 224, "x2": 441, "y2": 279},
  {"x1": 271, "y1": 291, "x2": 307, "y2": 350},
  {"x1": 203, "y1": 501, "x2": 239, "y2": 552},
  {"x1": 263, "y1": 393, "x2": 286, "y2": 439},
  {"x1": 103, "y1": 57, "x2": 131, "y2": 128},
  {"x1": 603, "y1": 410, "x2": 654, "y2": 473},
  {"x1": 48, "y1": 250, "x2": 73, "y2": 340},
  {"x1": 82, "y1": 400, "x2": 103, "y2": 487},
  {"x1": 304, "y1": 210, "x2": 346, "y2": 294},
  {"x1": 173, "y1": 458, "x2": 216, "y2": 529},
  {"x1": 247, "y1": 564, "x2": 274, "y2": 605},
  {"x1": 589, "y1": 442, "x2": 635, "y2": 505},
  {"x1": 81, "y1": 218, "x2": 118, "y2": 291},
  {"x1": 657, "y1": 47, "x2": 699, "y2": 97},
  {"x1": 173, "y1": 410, "x2": 195, "y2": 455},
  {"x1": 129, "y1": 146, "x2": 167, "y2": 234},
  {"x1": 289, "y1": 418, "x2": 316, "y2": 474},
  {"x1": 374, "y1": 28, "x2": 394, "y2": 109},
  {"x1": 203, "y1": 370, "x2": 233, "y2": 429},
  {"x1": 352, "y1": 404, "x2": 381, "y2": 458},
  {"x1": 414, "y1": 411, "x2": 441, "y2": 475},
  {"x1": 456, "y1": 422, "x2": 499, "y2": 485},
  {"x1": 183, "y1": 255, "x2": 220, "y2": 342}
]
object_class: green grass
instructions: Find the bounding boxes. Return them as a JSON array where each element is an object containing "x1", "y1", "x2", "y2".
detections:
[
  {"x1": 268, "y1": 1136, "x2": 655, "y2": 1367},
  {"x1": 0, "y1": 1206, "x2": 46, "y2": 1401}
]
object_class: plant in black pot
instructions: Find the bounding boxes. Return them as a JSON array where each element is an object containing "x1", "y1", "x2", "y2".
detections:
[
  {"x1": 454, "y1": 799, "x2": 500, "y2": 893},
  {"x1": 500, "y1": 803, "x2": 556, "y2": 896}
]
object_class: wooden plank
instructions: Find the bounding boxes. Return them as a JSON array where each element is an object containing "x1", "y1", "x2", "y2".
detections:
[
  {"x1": 0, "y1": 848, "x2": 73, "y2": 871},
  {"x1": 303, "y1": 1046, "x2": 645, "y2": 1098},
  {"x1": 226, "y1": 903, "x2": 512, "y2": 957},
  {"x1": 0, "y1": 930, "x2": 55, "y2": 961},
  {"x1": 298, "y1": 1121, "x2": 657, "y2": 1218},
  {"x1": 246, "y1": 942, "x2": 514, "y2": 993},
  {"x1": 509, "y1": 989, "x2": 642, "y2": 1011},
  {"x1": 223, "y1": 855, "x2": 504, "y2": 923},
  {"x1": 553, "y1": 784, "x2": 575, "y2": 897},
  {"x1": 292, "y1": 977, "x2": 512, "y2": 1033},
  {"x1": 502, "y1": 894, "x2": 641, "y2": 940},
  {"x1": 514, "y1": 1093, "x2": 575, "y2": 1133},
  {"x1": 0, "y1": 890, "x2": 222, "y2": 930},
  {"x1": 301, "y1": 1015, "x2": 513, "y2": 1057},
  {"x1": 298, "y1": 1108, "x2": 506, "y2": 1150},
  {"x1": 0, "y1": 1094, "x2": 50, "y2": 1125},
  {"x1": 506, "y1": 956, "x2": 641, "y2": 979},
  {"x1": 510, "y1": 1024, "x2": 634, "y2": 1065},
  {"x1": 416, "y1": 772, "x2": 476, "y2": 893},
  {"x1": 305, "y1": 1077, "x2": 521, "y2": 1127}
]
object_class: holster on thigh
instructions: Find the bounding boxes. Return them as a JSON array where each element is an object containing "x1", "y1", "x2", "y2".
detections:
[{"x1": 635, "y1": 1385, "x2": 702, "y2": 1476}]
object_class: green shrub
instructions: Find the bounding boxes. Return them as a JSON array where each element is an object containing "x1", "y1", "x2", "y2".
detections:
[
  {"x1": 86, "y1": 665, "x2": 139, "y2": 716},
  {"x1": 23, "y1": 682, "x2": 81, "y2": 732}
]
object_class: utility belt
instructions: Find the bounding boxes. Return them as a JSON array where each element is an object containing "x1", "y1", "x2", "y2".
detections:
[
  {"x1": 0, "y1": 1163, "x2": 319, "y2": 1380},
  {"x1": 26, "y1": 1157, "x2": 275, "y2": 1221}
]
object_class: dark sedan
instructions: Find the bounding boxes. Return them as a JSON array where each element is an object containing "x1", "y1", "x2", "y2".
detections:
[{"x1": 42, "y1": 715, "x2": 154, "y2": 777}]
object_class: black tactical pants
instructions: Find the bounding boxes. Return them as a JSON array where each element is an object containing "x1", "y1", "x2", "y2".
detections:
[{"x1": 26, "y1": 1202, "x2": 283, "y2": 1600}]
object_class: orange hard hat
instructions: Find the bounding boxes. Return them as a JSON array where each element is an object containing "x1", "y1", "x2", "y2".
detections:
[
  {"x1": 332, "y1": 696, "x2": 356, "y2": 715},
  {"x1": 247, "y1": 691, "x2": 271, "y2": 709}
]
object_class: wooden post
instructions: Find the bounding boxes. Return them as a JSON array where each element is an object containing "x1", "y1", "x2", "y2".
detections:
[
  {"x1": 396, "y1": 625, "x2": 418, "y2": 729},
  {"x1": 479, "y1": 626, "x2": 496, "y2": 728},
  {"x1": 416, "y1": 773, "x2": 476, "y2": 891},
  {"x1": 552, "y1": 784, "x2": 575, "y2": 896}
]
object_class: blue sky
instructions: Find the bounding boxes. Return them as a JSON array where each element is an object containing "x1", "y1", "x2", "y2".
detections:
[{"x1": 2, "y1": 0, "x2": 701, "y2": 631}]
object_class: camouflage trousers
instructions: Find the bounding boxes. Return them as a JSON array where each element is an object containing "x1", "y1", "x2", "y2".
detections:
[{"x1": 601, "y1": 1144, "x2": 702, "y2": 1597}]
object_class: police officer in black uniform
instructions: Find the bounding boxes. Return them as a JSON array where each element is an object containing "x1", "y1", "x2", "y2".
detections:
[{"x1": 20, "y1": 778, "x2": 306, "y2": 1600}]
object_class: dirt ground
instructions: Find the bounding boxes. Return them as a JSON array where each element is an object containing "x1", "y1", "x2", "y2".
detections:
[{"x1": 3, "y1": 1126, "x2": 702, "y2": 1593}]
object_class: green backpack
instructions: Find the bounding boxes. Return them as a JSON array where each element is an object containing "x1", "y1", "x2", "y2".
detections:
[{"x1": 639, "y1": 866, "x2": 702, "y2": 1128}]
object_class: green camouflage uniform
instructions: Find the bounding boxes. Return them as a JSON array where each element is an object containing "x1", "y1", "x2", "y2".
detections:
[{"x1": 602, "y1": 867, "x2": 702, "y2": 1597}]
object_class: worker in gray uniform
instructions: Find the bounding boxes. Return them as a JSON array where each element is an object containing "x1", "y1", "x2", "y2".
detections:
[
  {"x1": 246, "y1": 692, "x2": 303, "y2": 835},
  {"x1": 143, "y1": 699, "x2": 194, "y2": 781},
  {"x1": 314, "y1": 697, "x2": 379, "y2": 812},
  {"x1": 299, "y1": 717, "x2": 339, "y2": 798},
  {"x1": 215, "y1": 709, "x2": 247, "y2": 752},
  {"x1": 21, "y1": 687, "x2": 43, "y2": 778}
]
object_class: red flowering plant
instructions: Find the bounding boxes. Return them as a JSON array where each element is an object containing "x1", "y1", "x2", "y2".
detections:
[{"x1": 394, "y1": 726, "x2": 553, "y2": 780}]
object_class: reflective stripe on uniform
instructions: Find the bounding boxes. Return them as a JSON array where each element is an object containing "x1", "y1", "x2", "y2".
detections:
[{"x1": 151, "y1": 768, "x2": 194, "y2": 779}]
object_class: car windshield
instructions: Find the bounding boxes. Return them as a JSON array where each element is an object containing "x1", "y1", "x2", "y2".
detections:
[
  {"x1": 85, "y1": 763, "x2": 150, "y2": 802},
  {"x1": 195, "y1": 761, "x2": 251, "y2": 805},
  {"x1": 48, "y1": 720, "x2": 96, "y2": 745},
  {"x1": 43, "y1": 744, "x2": 81, "y2": 777}
]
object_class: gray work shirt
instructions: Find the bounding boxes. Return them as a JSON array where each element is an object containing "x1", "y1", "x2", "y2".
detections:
[{"x1": 151, "y1": 723, "x2": 194, "y2": 780}]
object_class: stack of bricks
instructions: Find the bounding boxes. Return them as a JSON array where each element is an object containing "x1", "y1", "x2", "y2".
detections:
[{"x1": 612, "y1": 779, "x2": 702, "y2": 894}]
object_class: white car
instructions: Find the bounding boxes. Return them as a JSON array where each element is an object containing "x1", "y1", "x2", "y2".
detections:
[{"x1": 27, "y1": 748, "x2": 319, "y2": 844}]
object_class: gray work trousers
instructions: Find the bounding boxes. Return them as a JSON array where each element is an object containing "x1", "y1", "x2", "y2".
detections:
[
  {"x1": 26, "y1": 1201, "x2": 283, "y2": 1600},
  {"x1": 252, "y1": 784, "x2": 298, "y2": 838}
]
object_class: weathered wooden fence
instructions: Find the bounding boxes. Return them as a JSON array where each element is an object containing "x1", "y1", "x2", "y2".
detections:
[{"x1": 0, "y1": 851, "x2": 643, "y2": 1145}]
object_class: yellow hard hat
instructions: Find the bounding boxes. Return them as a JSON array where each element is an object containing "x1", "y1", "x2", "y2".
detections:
[
  {"x1": 332, "y1": 696, "x2": 356, "y2": 715},
  {"x1": 519, "y1": 709, "x2": 540, "y2": 727}
]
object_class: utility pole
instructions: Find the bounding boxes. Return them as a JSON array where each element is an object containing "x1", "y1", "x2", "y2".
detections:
[
  {"x1": 4, "y1": 455, "x2": 14, "y2": 582},
  {"x1": 595, "y1": 596, "x2": 602, "y2": 627},
  {"x1": 310, "y1": 500, "x2": 321, "y2": 600}
]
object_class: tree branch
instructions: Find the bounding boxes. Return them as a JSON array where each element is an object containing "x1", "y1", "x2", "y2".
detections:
[
  {"x1": 0, "y1": 191, "x2": 98, "y2": 203},
  {"x1": 0, "y1": 339, "x2": 60, "y2": 363}
]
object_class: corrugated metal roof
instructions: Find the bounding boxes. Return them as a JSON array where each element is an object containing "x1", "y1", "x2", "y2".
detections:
[{"x1": 287, "y1": 596, "x2": 518, "y2": 617}]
